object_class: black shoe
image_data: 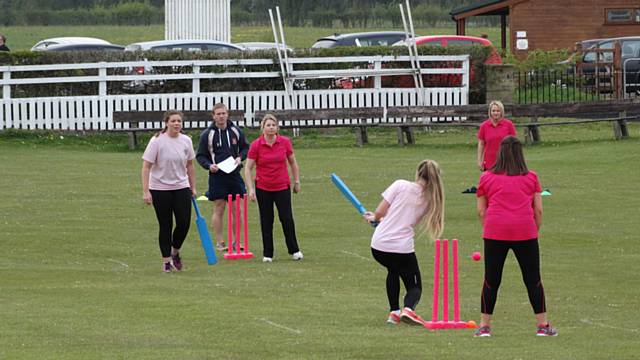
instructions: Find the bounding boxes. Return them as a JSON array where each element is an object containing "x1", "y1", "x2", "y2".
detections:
[{"x1": 462, "y1": 186, "x2": 477, "y2": 194}]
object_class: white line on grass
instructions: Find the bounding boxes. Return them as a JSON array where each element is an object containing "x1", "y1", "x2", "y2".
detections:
[
  {"x1": 340, "y1": 250, "x2": 371, "y2": 261},
  {"x1": 258, "y1": 318, "x2": 302, "y2": 334},
  {"x1": 107, "y1": 259, "x2": 129, "y2": 268},
  {"x1": 580, "y1": 318, "x2": 639, "y2": 333}
]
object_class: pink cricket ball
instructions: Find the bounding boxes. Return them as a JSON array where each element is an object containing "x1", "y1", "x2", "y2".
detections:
[{"x1": 472, "y1": 252, "x2": 482, "y2": 261}]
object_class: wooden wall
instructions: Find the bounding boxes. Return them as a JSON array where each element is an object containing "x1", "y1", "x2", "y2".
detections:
[{"x1": 510, "y1": 0, "x2": 640, "y2": 57}]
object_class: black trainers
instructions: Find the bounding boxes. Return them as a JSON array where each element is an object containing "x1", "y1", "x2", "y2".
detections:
[
  {"x1": 536, "y1": 323, "x2": 558, "y2": 337},
  {"x1": 462, "y1": 186, "x2": 477, "y2": 194},
  {"x1": 171, "y1": 253, "x2": 183, "y2": 271},
  {"x1": 162, "y1": 262, "x2": 172, "y2": 273}
]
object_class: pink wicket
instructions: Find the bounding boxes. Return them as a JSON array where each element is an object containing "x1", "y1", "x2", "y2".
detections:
[
  {"x1": 224, "y1": 194, "x2": 254, "y2": 260},
  {"x1": 424, "y1": 239, "x2": 475, "y2": 330}
]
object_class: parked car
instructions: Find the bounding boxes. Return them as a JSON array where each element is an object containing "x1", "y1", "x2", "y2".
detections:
[
  {"x1": 122, "y1": 40, "x2": 243, "y2": 93},
  {"x1": 124, "y1": 40, "x2": 243, "y2": 53},
  {"x1": 36, "y1": 43, "x2": 124, "y2": 52},
  {"x1": 236, "y1": 42, "x2": 293, "y2": 52},
  {"x1": 311, "y1": 31, "x2": 410, "y2": 48},
  {"x1": 332, "y1": 35, "x2": 500, "y2": 89},
  {"x1": 31, "y1": 37, "x2": 112, "y2": 51},
  {"x1": 394, "y1": 35, "x2": 502, "y2": 65},
  {"x1": 565, "y1": 36, "x2": 640, "y2": 92}
]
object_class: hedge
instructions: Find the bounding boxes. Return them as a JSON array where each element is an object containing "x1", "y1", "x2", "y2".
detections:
[{"x1": 0, "y1": 45, "x2": 492, "y2": 103}]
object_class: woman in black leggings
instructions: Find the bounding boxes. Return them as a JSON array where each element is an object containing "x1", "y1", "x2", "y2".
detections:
[
  {"x1": 364, "y1": 160, "x2": 445, "y2": 326},
  {"x1": 475, "y1": 136, "x2": 556, "y2": 337},
  {"x1": 142, "y1": 110, "x2": 196, "y2": 272}
]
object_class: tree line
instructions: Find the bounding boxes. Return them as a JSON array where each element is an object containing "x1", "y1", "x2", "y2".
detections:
[{"x1": 0, "y1": 0, "x2": 497, "y2": 27}]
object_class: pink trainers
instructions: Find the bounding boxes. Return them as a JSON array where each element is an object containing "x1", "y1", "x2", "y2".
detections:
[
  {"x1": 474, "y1": 326, "x2": 491, "y2": 337},
  {"x1": 387, "y1": 311, "x2": 401, "y2": 325},
  {"x1": 536, "y1": 323, "x2": 558, "y2": 337},
  {"x1": 400, "y1": 307, "x2": 426, "y2": 326}
]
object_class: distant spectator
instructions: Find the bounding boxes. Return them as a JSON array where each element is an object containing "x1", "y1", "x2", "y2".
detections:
[
  {"x1": 0, "y1": 35, "x2": 9, "y2": 52},
  {"x1": 477, "y1": 100, "x2": 516, "y2": 172}
]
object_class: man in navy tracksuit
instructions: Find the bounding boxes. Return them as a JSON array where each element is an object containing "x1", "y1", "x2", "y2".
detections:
[{"x1": 196, "y1": 103, "x2": 249, "y2": 250}]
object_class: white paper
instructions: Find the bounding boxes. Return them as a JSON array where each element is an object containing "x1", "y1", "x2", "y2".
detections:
[{"x1": 217, "y1": 156, "x2": 238, "y2": 174}]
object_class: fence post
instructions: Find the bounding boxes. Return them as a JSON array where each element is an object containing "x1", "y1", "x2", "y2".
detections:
[
  {"x1": 373, "y1": 60, "x2": 382, "y2": 88},
  {"x1": 613, "y1": 111, "x2": 628, "y2": 139},
  {"x1": 98, "y1": 63, "x2": 107, "y2": 96},
  {"x1": 524, "y1": 117, "x2": 540, "y2": 145},
  {"x1": 193, "y1": 65, "x2": 201, "y2": 94},
  {"x1": 3, "y1": 69, "x2": 11, "y2": 99},
  {"x1": 485, "y1": 64, "x2": 516, "y2": 104}
]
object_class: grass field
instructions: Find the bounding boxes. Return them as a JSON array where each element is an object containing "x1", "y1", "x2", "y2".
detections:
[
  {"x1": 1, "y1": 124, "x2": 639, "y2": 359},
  {"x1": 1, "y1": 25, "x2": 503, "y2": 52}
]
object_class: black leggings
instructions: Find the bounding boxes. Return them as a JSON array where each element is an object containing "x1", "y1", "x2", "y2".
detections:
[
  {"x1": 371, "y1": 248, "x2": 422, "y2": 311},
  {"x1": 150, "y1": 188, "x2": 192, "y2": 258},
  {"x1": 256, "y1": 187, "x2": 299, "y2": 257},
  {"x1": 481, "y1": 238, "x2": 546, "y2": 315}
]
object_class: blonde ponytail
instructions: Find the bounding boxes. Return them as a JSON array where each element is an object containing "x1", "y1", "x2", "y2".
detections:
[{"x1": 416, "y1": 159, "x2": 445, "y2": 240}]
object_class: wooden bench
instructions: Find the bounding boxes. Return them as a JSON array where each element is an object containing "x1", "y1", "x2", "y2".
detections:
[
  {"x1": 112, "y1": 110, "x2": 245, "y2": 149},
  {"x1": 254, "y1": 108, "x2": 385, "y2": 146}
]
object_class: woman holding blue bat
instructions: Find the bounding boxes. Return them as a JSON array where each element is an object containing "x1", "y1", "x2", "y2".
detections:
[
  {"x1": 363, "y1": 160, "x2": 445, "y2": 326},
  {"x1": 141, "y1": 110, "x2": 196, "y2": 273}
]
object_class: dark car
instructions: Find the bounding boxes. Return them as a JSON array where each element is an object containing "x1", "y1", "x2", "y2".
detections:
[
  {"x1": 572, "y1": 36, "x2": 640, "y2": 92},
  {"x1": 36, "y1": 43, "x2": 125, "y2": 52},
  {"x1": 311, "y1": 31, "x2": 410, "y2": 48}
]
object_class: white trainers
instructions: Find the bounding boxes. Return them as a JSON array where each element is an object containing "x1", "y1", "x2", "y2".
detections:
[
  {"x1": 387, "y1": 311, "x2": 401, "y2": 325},
  {"x1": 292, "y1": 251, "x2": 304, "y2": 260},
  {"x1": 262, "y1": 257, "x2": 273, "y2": 263}
]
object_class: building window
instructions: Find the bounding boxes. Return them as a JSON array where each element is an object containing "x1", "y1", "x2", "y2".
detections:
[{"x1": 605, "y1": 8, "x2": 639, "y2": 24}]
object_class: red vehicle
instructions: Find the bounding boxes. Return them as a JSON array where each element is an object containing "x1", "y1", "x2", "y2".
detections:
[
  {"x1": 399, "y1": 35, "x2": 502, "y2": 65},
  {"x1": 333, "y1": 35, "x2": 502, "y2": 89}
]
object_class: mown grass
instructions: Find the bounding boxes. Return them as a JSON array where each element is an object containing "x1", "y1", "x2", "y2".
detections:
[
  {"x1": 1, "y1": 124, "x2": 639, "y2": 359},
  {"x1": 2, "y1": 25, "x2": 503, "y2": 52}
]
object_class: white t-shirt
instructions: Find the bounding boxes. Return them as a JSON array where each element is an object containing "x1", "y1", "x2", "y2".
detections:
[
  {"x1": 371, "y1": 180, "x2": 428, "y2": 254},
  {"x1": 142, "y1": 133, "x2": 195, "y2": 191}
]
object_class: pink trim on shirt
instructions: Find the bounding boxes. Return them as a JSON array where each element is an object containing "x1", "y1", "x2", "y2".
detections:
[
  {"x1": 247, "y1": 135, "x2": 293, "y2": 192},
  {"x1": 477, "y1": 170, "x2": 542, "y2": 241}
]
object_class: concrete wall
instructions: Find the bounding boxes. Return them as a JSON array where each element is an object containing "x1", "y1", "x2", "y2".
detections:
[
  {"x1": 485, "y1": 64, "x2": 517, "y2": 104},
  {"x1": 165, "y1": 0, "x2": 231, "y2": 41}
]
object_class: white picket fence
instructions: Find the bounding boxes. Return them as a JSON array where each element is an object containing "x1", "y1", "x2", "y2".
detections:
[{"x1": 0, "y1": 55, "x2": 469, "y2": 130}]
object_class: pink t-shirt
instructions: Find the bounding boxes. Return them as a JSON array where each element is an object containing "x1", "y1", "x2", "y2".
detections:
[
  {"x1": 477, "y1": 118, "x2": 517, "y2": 170},
  {"x1": 371, "y1": 180, "x2": 428, "y2": 254},
  {"x1": 477, "y1": 170, "x2": 542, "y2": 241},
  {"x1": 142, "y1": 133, "x2": 195, "y2": 191},
  {"x1": 247, "y1": 135, "x2": 294, "y2": 192}
]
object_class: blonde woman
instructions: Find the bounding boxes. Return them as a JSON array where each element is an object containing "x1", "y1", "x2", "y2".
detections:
[
  {"x1": 477, "y1": 100, "x2": 516, "y2": 171},
  {"x1": 245, "y1": 114, "x2": 302, "y2": 262},
  {"x1": 363, "y1": 160, "x2": 445, "y2": 326},
  {"x1": 142, "y1": 110, "x2": 196, "y2": 272}
]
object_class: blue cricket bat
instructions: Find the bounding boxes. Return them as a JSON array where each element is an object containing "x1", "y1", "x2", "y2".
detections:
[
  {"x1": 330, "y1": 173, "x2": 378, "y2": 227},
  {"x1": 191, "y1": 197, "x2": 217, "y2": 265}
]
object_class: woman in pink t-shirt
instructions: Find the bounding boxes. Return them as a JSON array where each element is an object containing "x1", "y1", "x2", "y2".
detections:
[
  {"x1": 363, "y1": 160, "x2": 445, "y2": 326},
  {"x1": 477, "y1": 100, "x2": 517, "y2": 171},
  {"x1": 474, "y1": 136, "x2": 557, "y2": 337},
  {"x1": 245, "y1": 114, "x2": 302, "y2": 262},
  {"x1": 141, "y1": 110, "x2": 196, "y2": 273}
]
